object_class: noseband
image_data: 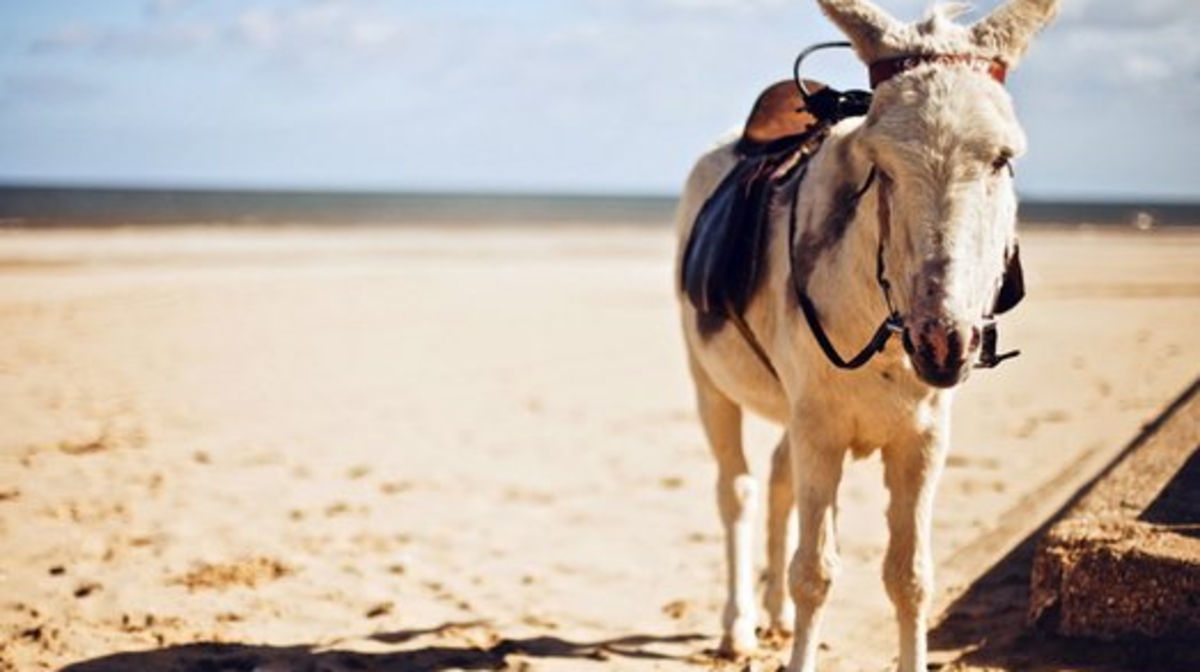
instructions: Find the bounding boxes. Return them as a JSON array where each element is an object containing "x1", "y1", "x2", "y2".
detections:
[{"x1": 790, "y1": 43, "x2": 1020, "y2": 372}]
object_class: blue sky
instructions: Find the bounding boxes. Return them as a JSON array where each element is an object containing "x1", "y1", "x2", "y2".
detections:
[{"x1": 0, "y1": 0, "x2": 1197, "y2": 199}]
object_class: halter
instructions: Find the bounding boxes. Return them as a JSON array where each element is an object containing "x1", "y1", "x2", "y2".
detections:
[{"x1": 788, "y1": 42, "x2": 1018, "y2": 372}]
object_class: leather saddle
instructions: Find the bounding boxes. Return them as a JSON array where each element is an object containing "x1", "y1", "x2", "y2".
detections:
[{"x1": 682, "y1": 80, "x2": 826, "y2": 332}]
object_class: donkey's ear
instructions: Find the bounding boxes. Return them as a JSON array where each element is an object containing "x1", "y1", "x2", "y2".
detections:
[
  {"x1": 816, "y1": 0, "x2": 903, "y2": 64},
  {"x1": 971, "y1": 0, "x2": 1060, "y2": 69}
]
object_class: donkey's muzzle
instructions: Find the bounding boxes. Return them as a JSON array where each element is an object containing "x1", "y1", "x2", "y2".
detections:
[{"x1": 902, "y1": 318, "x2": 980, "y2": 389}]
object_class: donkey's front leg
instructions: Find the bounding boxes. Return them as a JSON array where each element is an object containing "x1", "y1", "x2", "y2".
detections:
[
  {"x1": 786, "y1": 422, "x2": 846, "y2": 672},
  {"x1": 881, "y1": 421, "x2": 949, "y2": 672}
]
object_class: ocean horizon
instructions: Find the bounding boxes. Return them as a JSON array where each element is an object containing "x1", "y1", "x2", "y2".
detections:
[{"x1": 2, "y1": 184, "x2": 1199, "y2": 229}]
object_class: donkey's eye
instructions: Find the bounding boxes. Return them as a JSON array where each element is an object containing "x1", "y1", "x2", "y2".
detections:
[{"x1": 990, "y1": 151, "x2": 1014, "y2": 176}]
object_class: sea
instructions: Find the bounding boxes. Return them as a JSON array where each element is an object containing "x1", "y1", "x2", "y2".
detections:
[{"x1": 1, "y1": 185, "x2": 1198, "y2": 228}]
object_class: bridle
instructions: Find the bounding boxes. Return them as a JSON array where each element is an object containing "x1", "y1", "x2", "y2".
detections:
[{"x1": 789, "y1": 42, "x2": 1020, "y2": 372}]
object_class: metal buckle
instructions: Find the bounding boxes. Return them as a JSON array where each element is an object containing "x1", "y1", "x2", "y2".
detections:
[{"x1": 885, "y1": 314, "x2": 904, "y2": 334}]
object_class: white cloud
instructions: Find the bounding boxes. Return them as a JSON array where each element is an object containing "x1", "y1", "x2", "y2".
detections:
[
  {"x1": 28, "y1": 0, "x2": 412, "y2": 62},
  {"x1": 227, "y1": 1, "x2": 413, "y2": 56},
  {"x1": 29, "y1": 24, "x2": 98, "y2": 53},
  {"x1": 1122, "y1": 54, "x2": 1171, "y2": 81},
  {"x1": 1025, "y1": 0, "x2": 1200, "y2": 100},
  {"x1": 232, "y1": 10, "x2": 280, "y2": 50},
  {"x1": 3, "y1": 73, "x2": 103, "y2": 102},
  {"x1": 146, "y1": 0, "x2": 192, "y2": 16},
  {"x1": 29, "y1": 17, "x2": 218, "y2": 58},
  {"x1": 1058, "y1": 0, "x2": 1188, "y2": 29},
  {"x1": 649, "y1": 0, "x2": 789, "y2": 13}
]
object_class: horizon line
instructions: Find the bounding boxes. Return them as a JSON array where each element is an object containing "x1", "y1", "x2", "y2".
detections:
[{"x1": 2, "y1": 180, "x2": 1200, "y2": 207}]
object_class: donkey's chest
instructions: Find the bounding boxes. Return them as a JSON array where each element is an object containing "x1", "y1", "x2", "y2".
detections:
[{"x1": 838, "y1": 370, "x2": 939, "y2": 451}]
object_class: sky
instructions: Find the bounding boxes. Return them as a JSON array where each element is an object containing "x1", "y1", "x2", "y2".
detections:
[{"x1": 0, "y1": 0, "x2": 1197, "y2": 200}]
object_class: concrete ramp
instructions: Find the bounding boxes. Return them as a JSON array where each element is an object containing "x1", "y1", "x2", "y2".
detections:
[
  {"x1": 930, "y1": 378, "x2": 1200, "y2": 672},
  {"x1": 1030, "y1": 379, "x2": 1200, "y2": 639}
]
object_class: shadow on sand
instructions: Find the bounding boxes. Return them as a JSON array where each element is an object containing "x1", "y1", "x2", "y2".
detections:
[{"x1": 58, "y1": 623, "x2": 712, "y2": 672}]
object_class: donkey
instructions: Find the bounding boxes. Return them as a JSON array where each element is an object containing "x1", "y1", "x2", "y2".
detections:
[{"x1": 675, "y1": 1, "x2": 1058, "y2": 670}]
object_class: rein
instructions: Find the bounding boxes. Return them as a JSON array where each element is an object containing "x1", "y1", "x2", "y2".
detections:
[
  {"x1": 789, "y1": 165, "x2": 904, "y2": 370},
  {"x1": 784, "y1": 42, "x2": 1018, "y2": 372},
  {"x1": 789, "y1": 160, "x2": 910, "y2": 370}
]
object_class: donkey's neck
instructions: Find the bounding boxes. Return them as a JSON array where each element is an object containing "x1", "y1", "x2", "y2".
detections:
[{"x1": 791, "y1": 125, "x2": 895, "y2": 352}]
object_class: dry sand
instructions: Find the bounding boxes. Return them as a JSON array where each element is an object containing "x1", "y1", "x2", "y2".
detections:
[{"x1": 0, "y1": 223, "x2": 1197, "y2": 672}]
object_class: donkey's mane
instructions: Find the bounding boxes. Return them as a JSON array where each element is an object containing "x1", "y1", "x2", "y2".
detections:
[
  {"x1": 924, "y1": 2, "x2": 973, "y2": 26},
  {"x1": 841, "y1": 1, "x2": 984, "y2": 62}
]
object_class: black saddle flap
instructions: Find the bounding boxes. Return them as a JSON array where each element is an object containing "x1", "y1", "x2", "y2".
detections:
[{"x1": 682, "y1": 156, "x2": 786, "y2": 327}]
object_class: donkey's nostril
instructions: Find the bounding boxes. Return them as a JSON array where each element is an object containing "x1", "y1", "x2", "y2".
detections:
[
  {"x1": 918, "y1": 320, "x2": 958, "y2": 368},
  {"x1": 904, "y1": 318, "x2": 974, "y2": 388}
]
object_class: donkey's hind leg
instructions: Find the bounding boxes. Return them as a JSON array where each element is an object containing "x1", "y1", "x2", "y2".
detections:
[
  {"x1": 689, "y1": 356, "x2": 758, "y2": 655},
  {"x1": 764, "y1": 433, "x2": 796, "y2": 639}
]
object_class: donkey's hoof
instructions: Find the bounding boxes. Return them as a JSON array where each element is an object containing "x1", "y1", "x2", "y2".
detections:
[
  {"x1": 764, "y1": 599, "x2": 795, "y2": 637},
  {"x1": 759, "y1": 623, "x2": 793, "y2": 649},
  {"x1": 719, "y1": 622, "x2": 758, "y2": 657}
]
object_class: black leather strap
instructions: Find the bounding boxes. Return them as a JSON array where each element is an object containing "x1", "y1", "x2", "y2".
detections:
[
  {"x1": 727, "y1": 303, "x2": 780, "y2": 380},
  {"x1": 796, "y1": 290, "x2": 902, "y2": 370}
]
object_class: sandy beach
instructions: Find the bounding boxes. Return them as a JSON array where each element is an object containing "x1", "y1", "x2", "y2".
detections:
[{"x1": 1, "y1": 222, "x2": 1197, "y2": 672}]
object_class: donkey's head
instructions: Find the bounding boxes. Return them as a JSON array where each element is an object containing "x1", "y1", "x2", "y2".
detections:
[{"x1": 820, "y1": 0, "x2": 1057, "y2": 387}]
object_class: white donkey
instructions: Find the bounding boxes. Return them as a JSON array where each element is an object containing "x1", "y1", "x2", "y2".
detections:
[{"x1": 675, "y1": 1, "x2": 1058, "y2": 670}]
